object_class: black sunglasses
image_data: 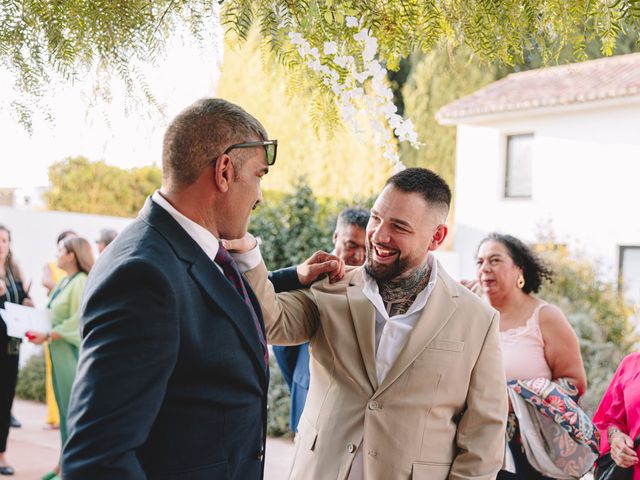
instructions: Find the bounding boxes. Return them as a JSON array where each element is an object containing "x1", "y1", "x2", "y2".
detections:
[{"x1": 223, "y1": 140, "x2": 278, "y2": 166}]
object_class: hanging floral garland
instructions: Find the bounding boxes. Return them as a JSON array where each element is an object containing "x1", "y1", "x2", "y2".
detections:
[{"x1": 285, "y1": 16, "x2": 419, "y2": 171}]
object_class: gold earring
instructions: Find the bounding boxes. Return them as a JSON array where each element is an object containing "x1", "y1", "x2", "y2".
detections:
[{"x1": 517, "y1": 274, "x2": 525, "y2": 289}]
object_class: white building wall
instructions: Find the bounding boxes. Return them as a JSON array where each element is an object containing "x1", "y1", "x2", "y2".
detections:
[
  {"x1": 453, "y1": 101, "x2": 640, "y2": 285},
  {"x1": 0, "y1": 207, "x2": 132, "y2": 363}
]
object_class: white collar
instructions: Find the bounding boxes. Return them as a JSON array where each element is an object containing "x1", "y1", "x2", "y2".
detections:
[{"x1": 151, "y1": 190, "x2": 220, "y2": 263}]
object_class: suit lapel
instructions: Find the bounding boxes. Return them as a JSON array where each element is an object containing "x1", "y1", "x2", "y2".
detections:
[
  {"x1": 347, "y1": 275, "x2": 378, "y2": 391},
  {"x1": 373, "y1": 266, "x2": 458, "y2": 399},
  {"x1": 140, "y1": 198, "x2": 267, "y2": 379},
  {"x1": 189, "y1": 252, "x2": 268, "y2": 378}
]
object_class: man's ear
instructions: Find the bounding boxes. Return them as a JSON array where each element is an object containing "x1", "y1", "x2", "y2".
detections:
[
  {"x1": 428, "y1": 224, "x2": 448, "y2": 251},
  {"x1": 213, "y1": 154, "x2": 235, "y2": 193},
  {"x1": 332, "y1": 231, "x2": 338, "y2": 246}
]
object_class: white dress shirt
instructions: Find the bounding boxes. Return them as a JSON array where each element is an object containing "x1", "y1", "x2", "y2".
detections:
[
  {"x1": 151, "y1": 191, "x2": 221, "y2": 268},
  {"x1": 348, "y1": 255, "x2": 437, "y2": 480},
  {"x1": 362, "y1": 255, "x2": 438, "y2": 384}
]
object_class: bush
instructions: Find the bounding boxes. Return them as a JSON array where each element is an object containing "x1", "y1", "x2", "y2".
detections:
[
  {"x1": 16, "y1": 350, "x2": 46, "y2": 402},
  {"x1": 252, "y1": 180, "x2": 336, "y2": 271},
  {"x1": 267, "y1": 355, "x2": 292, "y2": 438},
  {"x1": 253, "y1": 178, "x2": 374, "y2": 271},
  {"x1": 538, "y1": 244, "x2": 636, "y2": 415}
]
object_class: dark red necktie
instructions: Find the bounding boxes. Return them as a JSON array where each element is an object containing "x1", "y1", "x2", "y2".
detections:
[{"x1": 215, "y1": 243, "x2": 268, "y2": 367}]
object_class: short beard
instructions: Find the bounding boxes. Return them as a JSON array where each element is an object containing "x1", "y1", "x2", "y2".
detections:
[{"x1": 364, "y1": 248, "x2": 409, "y2": 281}]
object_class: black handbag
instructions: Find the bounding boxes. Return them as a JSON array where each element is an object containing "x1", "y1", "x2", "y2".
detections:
[{"x1": 594, "y1": 433, "x2": 640, "y2": 480}]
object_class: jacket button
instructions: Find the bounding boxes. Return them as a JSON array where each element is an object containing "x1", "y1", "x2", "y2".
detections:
[
  {"x1": 368, "y1": 401, "x2": 379, "y2": 410},
  {"x1": 347, "y1": 443, "x2": 356, "y2": 453}
]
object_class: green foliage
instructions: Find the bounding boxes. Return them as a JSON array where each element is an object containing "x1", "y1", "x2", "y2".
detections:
[
  {"x1": 222, "y1": 1, "x2": 640, "y2": 110},
  {"x1": 251, "y1": 179, "x2": 337, "y2": 270},
  {"x1": 537, "y1": 244, "x2": 636, "y2": 414},
  {"x1": 3, "y1": 0, "x2": 639, "y2": 129},
  {"x1": 267, "y1": 355, "x2": 292, "y2": 437},
  {"x1": 16, "y1": 351, "x2": 46, "y2": 403},
  {"x1": 46, "y1": 156, "x2": 161, "y2": 217},
  {"x1": 0, "y1": 0, "x2": 227, "y2": 130}
]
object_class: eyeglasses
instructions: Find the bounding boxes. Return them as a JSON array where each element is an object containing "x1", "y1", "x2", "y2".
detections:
[{"x1": 223, "y1": 139, "x2": 278, "y2": 166}]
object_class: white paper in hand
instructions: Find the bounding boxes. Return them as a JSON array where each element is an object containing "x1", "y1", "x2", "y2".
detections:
[{"x1": 0, "y1": 302, "x2": 52, "y2": 338}]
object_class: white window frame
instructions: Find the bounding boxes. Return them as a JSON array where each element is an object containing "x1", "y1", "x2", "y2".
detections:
[
  {"x1": 504, "y1": 133, "x2": 534, "y2": 199},
  {"x1": 618, "y1": 245, "x2": 640, "y2": 304}
]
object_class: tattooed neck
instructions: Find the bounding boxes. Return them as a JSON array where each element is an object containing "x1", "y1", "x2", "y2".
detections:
[{"x1": 379, "y1": 264, "x2": 431, "y2": 317}]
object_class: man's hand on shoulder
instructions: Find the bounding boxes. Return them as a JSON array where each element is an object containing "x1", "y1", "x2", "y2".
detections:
[{"x1": 297, "y1": 251, "x2": 345, "y2": 285}]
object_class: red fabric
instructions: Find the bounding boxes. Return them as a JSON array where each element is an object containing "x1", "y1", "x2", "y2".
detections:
[{"x1": 593, "y1": 352, "x2": 640, "y2": 478}]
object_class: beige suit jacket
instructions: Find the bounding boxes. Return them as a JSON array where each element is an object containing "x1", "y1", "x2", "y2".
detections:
[{"x1": 246, "y1": 260, "x2": 508, "y2": 480}]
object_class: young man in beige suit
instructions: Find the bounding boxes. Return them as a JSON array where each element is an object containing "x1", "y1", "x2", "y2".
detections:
[{"x1": 233, "y1": 168, "x2": 508, "y2": 480}]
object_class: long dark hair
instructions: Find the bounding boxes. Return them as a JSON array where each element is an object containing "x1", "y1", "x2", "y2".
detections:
[{"x1": 478, "y1": 233, "x2": 553, "y2": 294}]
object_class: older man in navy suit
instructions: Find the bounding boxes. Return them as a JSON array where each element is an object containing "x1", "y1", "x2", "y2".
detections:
[{"x1": 62, "y1": 99, "x2": 286, "y2": 480}]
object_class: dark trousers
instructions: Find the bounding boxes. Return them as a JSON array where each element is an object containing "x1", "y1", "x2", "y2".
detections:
[
  {"x1": 497, "y1": 426, "x2": 556, "y2": 480},
  {"x1": 0, "y1": 335, "x2": 19, "y2": 452}
]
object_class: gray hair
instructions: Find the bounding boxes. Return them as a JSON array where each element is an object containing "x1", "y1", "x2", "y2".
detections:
[
  {"x1": 162, "y1": 98, "x2": 268, "y2": 189},
  {"x1": 336, "y1": 208, "x2": 370, "y2": 230}
]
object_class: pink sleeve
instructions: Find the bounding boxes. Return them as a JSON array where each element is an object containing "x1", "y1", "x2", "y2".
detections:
[{"x1": 593, "y1": 358, "x2": 628, "y2": 454}]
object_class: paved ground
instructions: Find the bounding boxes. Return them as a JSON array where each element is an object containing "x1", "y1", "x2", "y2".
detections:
[
  {"x1": 6, "y1": 399, "x2": 294, "y2": 480},
  {"x1": 6, "y1": 399, "x2": 595, "y2": 480}
]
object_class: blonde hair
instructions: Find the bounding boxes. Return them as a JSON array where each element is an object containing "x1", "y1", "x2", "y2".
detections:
[{"x1": 62, "y1": 237, "x2": 94, "y2": 274}]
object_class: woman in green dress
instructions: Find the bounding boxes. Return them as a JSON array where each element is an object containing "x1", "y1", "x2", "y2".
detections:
[{"x1": 27, "y1": 236, "x2": 94, "y2": 480}]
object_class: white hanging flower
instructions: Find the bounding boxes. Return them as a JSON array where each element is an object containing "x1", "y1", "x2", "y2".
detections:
[
  {"x1": 383, "y1": 146, "x2": 398, "y2": 160},
  {"x1": 381, "y1": 103, "x2": 397, "y2": 116},
  {"x1": 283, "y1": 19, "x2": 420, "y2": 169},
  {"x1": 349, "y1": 87, "x2": 365, "y2": 100},
  {"x1": 333, "y1": 55, "x2": 351, "y2": 68},
  {"x1": 307, "y1": 58, "x2": 322, "y2": 71},
  {"x1": 288, "y1": 32, "x2": 304, "y2": 45},
  {"x1": 388, "y1": 113, "x2": 403, "y2": 130},
  {"x1": 395, "y1": 119, "x2": 418, "y2": 144},
  {"x1": 352, "y1": 69, "x2": 370, "y2": 83},
  {"x1": 367, "y1": 61, "x2": 386, "y2": 79},
  {"x1": 362, "y1": 37, "x2": 377, "y2": 62},
  {"x1": 318, "y1": 64, "x2": 332, "y2": 76},
  {"x1": 345, "y1": 16, "x2": 359, "y2": 28},
  {"x1": 353, "y1": 29, "x2": 369, "y2": 43},
  {"x1": 323, "y1": 41, "x2": 338, "y2": 55}
]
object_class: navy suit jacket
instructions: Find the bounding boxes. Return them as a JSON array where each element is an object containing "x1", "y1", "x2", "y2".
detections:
[
  {"x1": 269, "y1": 268, "x2": 309, "y2": 433},
  {"x1": 62, "y1": 199, "x2": 268, "y2": 480}
]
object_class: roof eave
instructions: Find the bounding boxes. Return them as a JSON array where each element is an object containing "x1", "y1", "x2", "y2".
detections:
[{"x1": 436, "y1": 94, "x2": 640, "y2": 126}]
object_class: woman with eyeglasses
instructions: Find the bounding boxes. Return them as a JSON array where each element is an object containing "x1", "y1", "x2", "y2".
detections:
[
  {"x1": 27, "y1": 236, "x2": 94, "y2": 480},
  {"x1": 0, "y1": 225, "x2": 33, "y2": 476}
]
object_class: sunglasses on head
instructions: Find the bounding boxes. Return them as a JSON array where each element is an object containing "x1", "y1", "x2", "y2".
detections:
[{"x1": 223, "y1": 139, "x2": 278, "y2": 166}]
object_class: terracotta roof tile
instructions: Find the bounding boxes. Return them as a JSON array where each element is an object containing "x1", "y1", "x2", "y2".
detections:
[{"x1": 437, "y1": 53, "x2": 640, "y2": 122}]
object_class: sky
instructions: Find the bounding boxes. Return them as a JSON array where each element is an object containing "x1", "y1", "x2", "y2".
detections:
[{"x1": 0, "y1": 25, "x2": 223, "y2": 190}]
